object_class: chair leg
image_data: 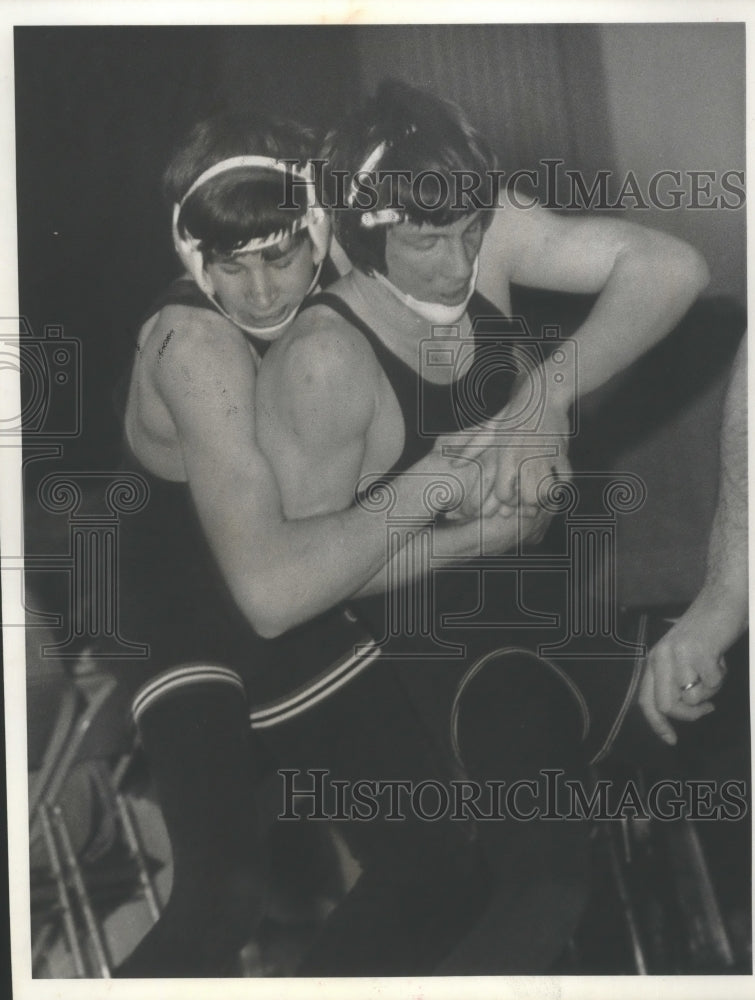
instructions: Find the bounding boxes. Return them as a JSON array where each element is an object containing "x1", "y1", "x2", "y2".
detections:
[
  {"x1": 37, "y1": 804, "x2": 88, "y2": 977},
  {"x1": 52, "y1": 805, "x2": 112, "y2": 978}
]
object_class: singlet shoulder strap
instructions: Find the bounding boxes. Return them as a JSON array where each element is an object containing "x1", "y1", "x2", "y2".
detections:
[
  {"x1": 299, "y1": 290, "x2": 377, "y2": 338},
  {"x1": 467, "y1": 289, "x2": 496, "y2": 319},
  {"x1": 318, "y1": 255, "x2": 342, "y2": 290}
]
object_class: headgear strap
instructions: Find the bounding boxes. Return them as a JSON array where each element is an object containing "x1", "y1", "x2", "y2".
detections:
[{"x1": 346, "y1": 125, "x2": 418, "y2": 227}]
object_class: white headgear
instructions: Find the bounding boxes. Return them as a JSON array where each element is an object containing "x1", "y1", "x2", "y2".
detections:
[
  {"x1": 172, "y1": 156, "x2": 330, "y2": 337},
  {"x1": 346, "y1": 133, "x2": 479, "y2": 322}
]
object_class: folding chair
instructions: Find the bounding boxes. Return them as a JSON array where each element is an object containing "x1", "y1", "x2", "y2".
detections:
[{"x1": 29, "y1": 658, "x2": 164, "y2": 978}]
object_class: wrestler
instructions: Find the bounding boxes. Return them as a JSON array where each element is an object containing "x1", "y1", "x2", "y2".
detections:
[
  {"x1": 254, "y1": 79, "x2": 711, "y2": 973},
  {"x1": 114, "y1": 109, "x2": 512, "y2": 976}
]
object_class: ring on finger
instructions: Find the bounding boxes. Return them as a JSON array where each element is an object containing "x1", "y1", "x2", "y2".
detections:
[{"x1": 681, "y1": 677, "x2": 702, "y2": 694}]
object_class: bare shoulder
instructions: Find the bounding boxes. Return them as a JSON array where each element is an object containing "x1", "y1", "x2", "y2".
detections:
[
  {"x1": 268, "y1": 302, "x2": 382, "y2": 396},
  {"x1": 484, "y1": 202, "x2": 555, "y2": 256},
  {"x1": 143, "y1": 304, "x2": 258, "y2": 382},
  {"x1": 257, "y1": 303, "x2": 383, "y2": 445},
  {"x1": 138, "y1": 304, "x2": 263, "y2": 442}
]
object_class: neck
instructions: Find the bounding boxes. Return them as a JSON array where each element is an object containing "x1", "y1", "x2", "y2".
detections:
[
  {"x1": 341, "y1": 270, "x2": 475, "y2": 383},
  {"x1": 351, "y1": 270, "x2": 473, "y2": 333}
]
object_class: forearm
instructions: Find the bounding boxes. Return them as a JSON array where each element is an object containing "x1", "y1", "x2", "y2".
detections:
[
  {"x1": 232, "y1": 485, "x2": 433, "y2": 636},
  {"x1": 691, "y1": 474, "x2": 748, "y2": 646},
  {"x1": 353, "y1": 516, "x2": 487, "y2": 598},
  {"x1": 353, "y1": 499, "x2": 546, "y2": 598},
  {"x1": 693, "y1": 335, "x2": 748, "y2": 642},
  {"x1": 219, "y1": 455, "x2": 468, "y2": 637},
  {"x1": 639, "y1": 336, "x2": 747, "y2": 744},
  {"x1": 516, "y1": 233, "x2": 710, "y2": 417}
]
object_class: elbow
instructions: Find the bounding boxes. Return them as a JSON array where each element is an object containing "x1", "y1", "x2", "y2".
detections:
[
  {"x1": 253, "y1": 618, "x2": 288, "y2": 641},
  {"x1": 624, "y1": 232, "x2": 711, "y2": 302},
  {"x1": 240, "y1": 582, "x2": 301, "y2": 640},
  {"x1": 661, "y1": 240, "x2": 710, "y2": 302},
  {"x1": 248, "y1": 599, "x2": 294, "y2": 640},
  {"x1": 683, "y1": 244, "x2": 711, "y2": 297}
]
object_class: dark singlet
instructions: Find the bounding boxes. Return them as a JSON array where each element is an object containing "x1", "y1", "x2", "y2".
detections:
[
  {"x1": 304, "y1": 288, "x2": 640, "y2": 769},
  {"x1": 301, "y1": 289, "x2": 520, "y2": 473},
  {"x1": 297, "y1": 288, "x2": 518, "y2": 635},
  {"x1": 294, "y1": 288, "x2": 528, "y2": 764}
]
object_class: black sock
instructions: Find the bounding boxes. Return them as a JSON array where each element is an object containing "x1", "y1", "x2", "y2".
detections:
[{"x1": 115, "y1": 672, "x2": 268, "y2": 977}]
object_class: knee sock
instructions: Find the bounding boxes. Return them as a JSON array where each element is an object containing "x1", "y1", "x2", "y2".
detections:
[{"x1": 115, "y1": 667, "x2": 269, "y2": 977}]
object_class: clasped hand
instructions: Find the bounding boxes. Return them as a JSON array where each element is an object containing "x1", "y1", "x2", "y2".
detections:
[{"x1": 432, "y1": 399, "x2": 572, "y2": 547}]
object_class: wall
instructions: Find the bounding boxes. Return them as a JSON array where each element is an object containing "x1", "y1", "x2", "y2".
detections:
[
  {"x1": 599, "y1": 23, "x2": 746, "y2": 304},
  {"x1": 353, "y1": 24, "x2": 616, "y2": 180},
  {"x1": 597, "y1": 23, "x2": 746, "y2": 605}
]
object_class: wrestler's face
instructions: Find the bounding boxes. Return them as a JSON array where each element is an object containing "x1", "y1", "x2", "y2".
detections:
[
  {"x1": 205, "y1": 231, "x2": 316, "y2": 332},
  {"x1": 384, "y1": 212, "x2": 483, "y2": 306}
]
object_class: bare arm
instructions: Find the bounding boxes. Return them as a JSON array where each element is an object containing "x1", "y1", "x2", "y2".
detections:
[
  {"x1": 354, "y1": 502, "x2": 548, "y2": 597},
  {"x1": 639, "y1": 334, "x2": 748, "y2": 744},
  {"x1": 151, "y1": 307, "x2": 469, "y2": 638},
  {"x1": 466, "y1": 205, "x2": 710, "y2": 512},
  {"x1": 481, "y1": 204, "x2": 710, "y2": 404}
]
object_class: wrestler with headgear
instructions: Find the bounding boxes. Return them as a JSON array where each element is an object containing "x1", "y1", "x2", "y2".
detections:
[
  {"x1": 253, "y1": 79, "x2": 712, "y2": 974},
  {"x1": 114, "y1": 109, "x2": 491, "y2": 976}
]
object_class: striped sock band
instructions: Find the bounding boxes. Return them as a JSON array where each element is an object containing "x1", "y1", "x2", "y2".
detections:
[{"x1": 132, "y1": 664, "x2": 246, "y2": 726}]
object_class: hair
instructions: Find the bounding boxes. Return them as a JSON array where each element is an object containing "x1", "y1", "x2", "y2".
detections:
[
  {"x1": 164, "y1": 110, "x2": 319, "y2": 261},
  {"x1": 323, "y1": 80, "x2": 496, "y2": 275}
]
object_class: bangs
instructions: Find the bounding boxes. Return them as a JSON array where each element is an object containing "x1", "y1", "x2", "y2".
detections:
[
  {"x1": 377, "y1": 132, "x2": 493, "y2": 227},
  {"x1": 179, "y1": 169, "x2": 309, "y2": 258}
]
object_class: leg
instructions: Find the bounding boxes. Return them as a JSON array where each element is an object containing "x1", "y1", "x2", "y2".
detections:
[
  {"x1": 258, "y1": 657, "x2": 490, "y2": 976},
  {"x1": 115, "y1": 666, "x2": 269, "y2": 977}
]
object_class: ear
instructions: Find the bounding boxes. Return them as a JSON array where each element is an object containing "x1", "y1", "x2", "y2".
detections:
[
  {"x1": 172, "y1": 203, "x2": 216, "y2": 298},
  {"x1": 306, "y1": 206, "x2": 331, "y2": 265}
]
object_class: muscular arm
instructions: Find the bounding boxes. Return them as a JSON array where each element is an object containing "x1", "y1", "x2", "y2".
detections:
[
  {"x1": 151, "y1": 307, "x2": 464, "y2": 638},
  {"x1": 482, "y1": 203, "x2": 710, "y2": 404},
  {"x1": 354, "y1": 504, "x2": 546, "y2": 597},
  {"x1": 470, "y1": 205, "x2": 710, "y2": 511},
  {"x1": 639, "y1": 334, "x2": 748, "y2": 743},
  {"x1": 695, "y1": 334, "x2": 749, "y2": 628}
]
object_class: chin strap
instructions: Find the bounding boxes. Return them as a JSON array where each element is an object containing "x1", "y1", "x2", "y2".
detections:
[
  {"x1": 209, "y1": 257, "x2": 325, "y2": 341},
  {"x1": 372, "y1": 256, "x2": 479, "y2": 324}
]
